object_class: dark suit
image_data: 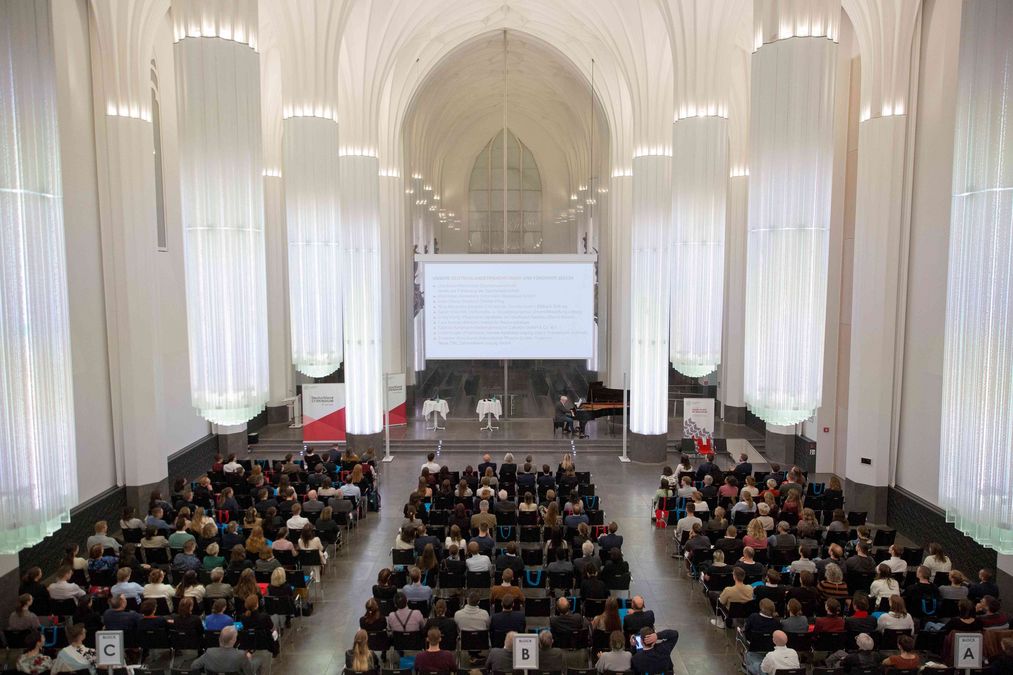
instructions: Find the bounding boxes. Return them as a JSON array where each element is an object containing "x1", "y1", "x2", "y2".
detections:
[
  {"x1": 622, "y1": 609, "x2": 655, "y2": 635},
  {"x1": 597, "y1": 533, "x2": 623, "y2": 552},
  {"x1": 478, "y1": 462, "x2": 497, "y2": 476},
  {"x1": 189, "y1": 647, "x2": 255, "y2": 675},
  {"x1": 550, "y1": 612, "x2": 589, "y2": 635},
  {"x1": 495, "y1": 554, "x2": 525, "y2": 575},
  {"x1": 490, "y1": 609, "x2": 525, "y2": 635},
  {"x1": 630, "y1": 629, "x2": 678, "y2": 675}
]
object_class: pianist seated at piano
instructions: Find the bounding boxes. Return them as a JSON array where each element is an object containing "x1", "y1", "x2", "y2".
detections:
[{"x1": 554, "y1": 395, "x2": 585, "y2": 437}]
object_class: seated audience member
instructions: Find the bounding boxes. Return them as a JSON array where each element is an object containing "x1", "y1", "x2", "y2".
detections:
[
  {"x1": 623, "y1": 595, "x2": 656, "y2": 635},
  {"x1": 884, "y1": 544, "x2": 908, "y2": 574},
  {"x1": 359, "y1": 598, "x2": 387, "y2": 632},
  {"x1": 53, "y1": 623, "x2": 96, "y2": 673},
  {"x1": 7, "y1": 594, "x2": 41, "y2": 631},
  {"x1": 141, "y1": 525, "x2": 169, "y2": 550},
  {"x1": 16, "y1": 630, "x2": 52, "y2": 674},
  {"x1": 813, "y1": 598, "x2": 845, "y2": 633},
  {"x1": 545, "y1": 546, "x2": 574, "y2": 575},
  {"x1": 735, "y1": 547, "x2": 765, "y2": 578},
  {"x1": 968, "y1": 568, "x2": 1000, "y2": 602},
  {"x1": 465, "y1": 541, "x2": 492, "y2": 572},
  {"x1": 780, "y1": 599, "x2": 809, "y2": 634},
  {"x1": 674, "y1": 503, "x2": 702, "y2": 542},
  {"x1": 712, "y1": 567, "x2": 754, "y2": 627},
  {"x1": 676, "y1": 476, "x2": 696, "y2": 499},
  {"x1": 699, "y1": 549, "x2": 730, "y2": 585},
  {"x1": 705, "y1": 506, "x2": 728, "y2": 532},
  {"x1": 987, "y1": 637, "x2": 1013, "y2": 675},
  {"x1": 110, "y1": 567, "x2": 145, "y2": 603},
  {"x1": 869, "y1": 563, "x2": 901, "y2": 607},
  {"x1": 494, "y1": 541, "x2": 525, "y2": 575},
  {"x1": 754, "y1": 569, "x2": 786, "y2": 605},
  {"x1": 454, "y1": 591, "x2": 491, "y2": 632},
  {"x1": 573, "y1": 540, "x2": 600, "y2": 577},
  {"x1": 485, "y1": 631, "x2": 516, "y2": 673},
  {"x1": 538, "y1": 631, "x2": 565, "y2": 672},
  {"x1": 904, "y1": 565, "x2": 942, "y2": 617},
  {"x1": 843, "y1": 542, "x2": 877, "y2": 575},
  {"x1": 767, "y1": 521, "x2": 797, "y2": 549},
  {"x1": 653, "y1": 480, "x2": 673, "y2": 510},
  {"x1": 469, "y1": 523, "x2": 496, "y2": 556},
  {"x1": 719, "y1": 475, "x2": 740, "y2": 500},
  {"x1": 630, "y1": 626, "x2": 679, "y2": 675},
  {"x1": 754, "y1": 502, "x2": 775, "y2": 531},
  {"x1": 387, "y1": 591, "x2": 425, "y2": 633},
  {"x1": 740, "y1": 598, "x2": 782, "y2": 637},
  {"x1": 844, "y1": 525, "x2": 873, "y2": 557},
  {"x1": 87, "y1": 520, "x2": 121, "y2": 554},
  {"x1": 175, "y1": 570, "x2": 206, "y2": 603},
  {"x1": 749, "y1": 630, "x2": 799, "y2": 675},
  {"x1": 493, "y1": 489, "x2": 516, "y2": 515},
  {"x1": 845, "y1": 594, "x2": 878, "y2": 634},
  {"x1": 168, "y1": 518, "x2": 196, "y2": 549},
  {"x1": 490, "y1": 595, "x2": 525, "y2": 635},
  {"x1": 48, "y1": 566, "x2": 85, "y2": 601},
  {"x1": 204, "y1": 598, "x2": 235, "y2": 631},
  {"x1": 816, "y1": 543, "x2": 846, "y2": 576},
  {"x1": 549, "y1": 596, "x2": 589, "y2": 634},
  {"x1": 470, "y1": 499, "x2": 497, "y2": 531},
  {"x1": 926, "y1": 598, "x2": 983, "y2": 634},
  {"x1": 922, "y1": 542, "x2": 953, "y2": 575},
  {"x1": 595, "y1": 630, "x2": 632, "y2": 673},
  {"x1": 715, "y1": 526, "x2": 745, "y2": 560},
  {"x1": 202, "y1": 542, "x2": 226, "y2": 571},
  {"x1": 818, "y1": 563, "x2": 849, "y2": 600},
  {"x1": 173, "y1": 540, "x2": 201, "y2": 573},
  {"x1": 490, "y1": 568, "x2": 524, "y2": 605},
  {"x1": 880, "y1": 634, "x2": 921, "y2": 671},
  {"x1": 402, "y1": 566, "x2": 434, "y2": 606},
  {"x1": 204, "y1": 568, "x2": 233, "y2": 600},
  {"x1": 87, "y1": 544, "x2": 118, "y2": 574},
  {"x1": 826, "y1": 631, "x2": 878, "y2": 672},
  {"x1": 877, "y1": 595, "x2": 915, "y2": 634},
  {"x1": 564, "y1": 501, "x2": 590, "y2": 528},
  {"x1": 788, "y1": 571, "x2": 821, "y2": 614},
  {"x1": 939, "y1": 570, "x2": 970, "y2": 600},
  {"x1": 683, "y1": 525, "x2": 712, "y2": 570},
  {"x1": 743, "y1": 519, "x2": 769, "y2": 550},
  {"x1": 591, "y1": 596, "x2": 623, "y2": 633},
  {"x1": 790, "y1": 547, "x2": 817, "y2": 575},
  {"x1": 189, "y1": 625, "x2": 263, "y2": 675},
  {"x1": 977, "y1": 596, "x2": 1009, "y2": 629},
  {"x1": 827, "y1": 509, "x2": 849, "y2": 532},
  {"x1": 102, "y1": 594, "x2": 141, "y2": 631},
  {"x1": 414, "y1": 627, "x2": 458, "y2": 672}
]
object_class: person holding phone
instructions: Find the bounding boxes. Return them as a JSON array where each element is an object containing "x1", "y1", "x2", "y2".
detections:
[{"x1": 630, "y1": 626, "x2": 679, "y2": 674}]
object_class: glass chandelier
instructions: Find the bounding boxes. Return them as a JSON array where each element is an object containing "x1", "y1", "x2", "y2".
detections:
[
  {"x1": 670, "y1": 116, "x2": 727, "y2": 377},
  {"x1": 284, "y1": 117, "x2": 343, "y2": 377},
  {"x1": 630, "y1": 154, "x2": 672, "y2": 436},
  {"x1": 174, "y1": 0, "x2": 268, "y2": 425},
  {"x1": 939, "y1": 0, "x2": 1013, "y2": 554},
  {"x1": 0, "y1": 0, "x2": 79, "y2": 553},
  {"x1": 744, "y1": 0, "x2": 839, "y2": 426}
]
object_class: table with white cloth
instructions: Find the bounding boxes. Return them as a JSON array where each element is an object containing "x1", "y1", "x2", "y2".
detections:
[
  {"x1": 476, "y1": 398, "x2": 502, "y2": 430},
  {"x1": 422, "y1": 399, "x2": 449, "y2": 429}
]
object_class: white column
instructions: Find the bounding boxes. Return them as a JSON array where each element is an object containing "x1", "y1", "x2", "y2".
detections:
[
  {"x1": 939, "y1": 0, "x2": 1013, "y2": 553},
  {"x1": 340, "y1": 154, "x2": 384, "y2": 437},
  {"x1": 284, "y1": 116, "x2": 343, "y2": 377},
  {"x1": 630, "y1": 154, "x2": 672, "y2": 436},
  {"x1": 0, "y1": 0, "x2": 78, "y2": 552},
  {"x1": 173, "y1": 0, "x2": 269, "y2": 426},
  {"x1": 263, "y1": 173, "x2": 291, "y2": 406},
  {"x1": 745, "y1": 0, "x2": 840, "y2": 426},
  {"x1": 721, "y1": 174, "x2": 749, "y2": 416},
  {"x1": 605, "y1": 173, "x2": 632, "y2": 389},
  {"x1": 87, "y1": 0, "x2": 170, "y2": 490},
  {"x1": 670, "y1": 117, "x2": 727, "y2": 377},
  {"x1": 380, "y1": 171, "x2": 407, "y2": 378}
]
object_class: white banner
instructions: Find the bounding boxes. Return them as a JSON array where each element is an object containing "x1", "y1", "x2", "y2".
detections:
[
  {"x1": 302, "y1": 383, "x2": 346, "y2": 442},
  {"x1": 386, "y1": 373, "x2": 407, "y2": 426},
  {"x1": 683, "y1": 398, "x2": 715, "y2": 439}
]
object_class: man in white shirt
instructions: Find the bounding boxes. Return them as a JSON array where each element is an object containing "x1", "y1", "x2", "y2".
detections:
[
  {"x1": 421, "y1": 452, "x2": 441, "y2": 474},
  {"x1": 110, "y1": 568, "x2": 145, "y2": 602},
  {"x1": 48, "y1": 567, "x2": 86, "y2": 601},
  {"x1": 676, "y1": 476, "x2": 696, "y2": 499},
  {"x1": 340, "y1": 481, "x2": 361, "y2": 499},
  {"x1": 286, "y1": 503, "x2": 309, "y2": 532},
  {"x1": 454, "y1": 592, "x2": 491, "y2": 631},
  {"x1": 755, "y1": 631, "x2": 799, "y2": 675},
  {"x1": 464, "y1": 541, "x2": 491, "y2": 572},
  {"x1": 673, "y1": 503, "x2": 702, "y2": 546}
]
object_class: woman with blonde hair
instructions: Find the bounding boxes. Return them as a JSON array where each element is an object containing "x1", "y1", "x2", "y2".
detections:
[
  {"x1": 246, "y1": 525, "x2": 269, "y2": 555},
  {"x1": 559, "y1": 453, "x2": 575, "y2": 475},
  {"x1": 346, "y1": 629, "x2": 379, "y2": 672},
  {"x1": 743, "y1": 519, "x2": 768, "y2": 549},
  {"x1": 731, "y1": 490, "x2": 756, "y2": 516},
  {"x1": 349, "y1": 463, "x2": 364, "y2": 487},
  {"x1": 543, "y1": 501, "x2": 560, "y2": 528}
]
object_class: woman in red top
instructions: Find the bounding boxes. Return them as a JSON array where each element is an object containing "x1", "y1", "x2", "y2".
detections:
[
  {"x1": 881, "y1": 634, "x2": 922, "y2": 670},
  {"x1": 813, "y1": 598, "x2": 845, "y2": 632}
]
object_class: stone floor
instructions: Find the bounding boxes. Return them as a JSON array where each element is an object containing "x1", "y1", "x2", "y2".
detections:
[{"x1": 266, "y1": 450, "x2": 749, "y2": 675}]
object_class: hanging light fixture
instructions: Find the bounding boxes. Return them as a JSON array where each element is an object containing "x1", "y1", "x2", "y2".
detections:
[
  {"x1": 939, "y1": 0, "x2": 1013, "y2": 554},
  {"x1": 174, "y1": 0, "x2": 269, "y2": 425},
  {"x1": 0, "y1": 0, "x2": 78, "y2": 553},
  {"x1": 744, "y1": 0, "x2": 839, "y2": 425}
]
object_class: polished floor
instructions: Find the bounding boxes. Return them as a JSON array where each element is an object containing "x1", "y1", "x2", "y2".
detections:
[{"x1": 268, "y1": 450, "x2": 747, "y2": 675}]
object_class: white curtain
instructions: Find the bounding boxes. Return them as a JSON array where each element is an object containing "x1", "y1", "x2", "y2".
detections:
[
  {"x1": 174, "y1": 0, "x2": 269, "y2": 425},
  {"x1": 939, "y1": 0, "x2": 1013, "y2": 554},
  {"x1": 284, "y1": 117, "x2": 343, "y2": 378},
  {"x1": 744, "y1": 0, "x2": 839, "y2": 426},
  {"x1": 0, "y1": 0, "x2": 78, "y2": 553}
]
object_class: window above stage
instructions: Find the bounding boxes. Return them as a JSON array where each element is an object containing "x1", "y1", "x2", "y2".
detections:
[{"x1": 468, "y1": 129, "x2": 542, "y2": 253}]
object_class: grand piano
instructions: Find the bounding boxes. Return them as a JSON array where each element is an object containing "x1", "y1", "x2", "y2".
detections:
[{"x1": 575, "y1": 381, "x2": 629, "y2": 434}]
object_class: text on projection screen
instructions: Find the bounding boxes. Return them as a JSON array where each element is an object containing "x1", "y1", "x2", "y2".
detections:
[{"x1": 423, "y1": 261, "x2": 594, "y2": 359}]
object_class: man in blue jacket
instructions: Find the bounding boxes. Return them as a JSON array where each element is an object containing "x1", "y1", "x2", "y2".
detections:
[{"x1": 630, "y1": 626, "x2": 679, "y2": 675}]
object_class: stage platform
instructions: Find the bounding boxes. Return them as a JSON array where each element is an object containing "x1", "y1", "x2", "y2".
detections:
[{"x1": 250, "y1": 415, "x2": 765, "y2": 457}]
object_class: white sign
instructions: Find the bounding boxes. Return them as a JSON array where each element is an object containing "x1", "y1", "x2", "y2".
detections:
[
  {"x1": 683, "y1": 398, "x2": 715, "y2": 439},
  {"x1": 95, "y1": 630, "x2": 123, "y2": 666},
  {"x1": 512, "y1": 634, "x2": 539, "y2": 670},
  {"x1": 953, "y1": 632, "x2": 982, "y2": 668},
  {"x1": 386, "y1": 372, "x2": 407, "y2": 426},
  {"x1": 302, "y1": 383, "x2": 346, "y2": 441}
]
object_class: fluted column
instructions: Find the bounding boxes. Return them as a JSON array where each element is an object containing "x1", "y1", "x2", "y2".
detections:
[
  {"x1": 629, "y1": 155, "x2": 672, "y2": 461},
  {"x1": 745, "y1": 0, "x2": 840, "y2": 426},
  {"x1": 722, "y1": 174, "x2": 749, "y2": 421},
  {"x1": 88, "y1": 0, "x2": 172, "y2": 499},
  {"x1": 605, "y1": 172, "x2": 632, "y2": 389},
  {"x1": 842, "y1": 0, "x2": 921, "y2": 521},
  {"x1": 173, "y1": 0, "x2": 269, "y2": 426}
]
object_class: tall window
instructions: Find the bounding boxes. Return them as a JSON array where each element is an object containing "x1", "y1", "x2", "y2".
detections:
[
  {"x1": 468, "y1": 129, "x2": 542, "y2": 252},
  {"x1": 151, "y1": 59, "x2": 167, "y2": 251}
]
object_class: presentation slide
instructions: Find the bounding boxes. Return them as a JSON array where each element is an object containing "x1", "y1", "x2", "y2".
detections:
[{"x1": 423, "y1": 258, "x2": 595, "y2": 359}]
